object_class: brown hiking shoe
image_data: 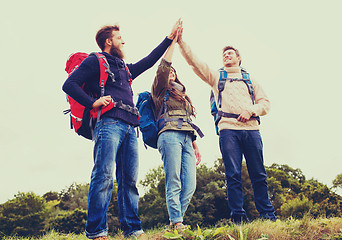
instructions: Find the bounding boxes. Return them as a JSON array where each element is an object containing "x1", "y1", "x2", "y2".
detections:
[
  {"x1": 94, "y1": 237, "x2": 108, "y2": 240},
  {"x1": 137, "y1": 233, "x2": 148, "y2": 239},
  {"x1": 171, "y1": 223, "x2": 189, "y2": 232}
]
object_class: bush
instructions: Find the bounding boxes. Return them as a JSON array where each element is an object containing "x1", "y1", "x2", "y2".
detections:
[
  {"x1": 280, "y1": 195, "x2": 313, "y2": 219},
  {"x1": 49, "y1": 208, "x2": 87, "y2": 234},
  {"x1": 0, "y1": 192, "x2": 47, "y2": 237}
]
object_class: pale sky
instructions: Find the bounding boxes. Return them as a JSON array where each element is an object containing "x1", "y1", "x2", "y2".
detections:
[{"x1": 1, "y1": 0, "x2": 341, "y2": 204}]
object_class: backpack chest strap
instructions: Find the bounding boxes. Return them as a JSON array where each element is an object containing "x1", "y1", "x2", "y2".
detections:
[
  {"x1": 115, "y1": 100, "x2": 139, "y2": 116},
  {"x1": 216, "y1": 111, "x2": 260, "y2": 125},
  {"x1": 158, "y1": 117, "x2": 204, "y2": 138}
]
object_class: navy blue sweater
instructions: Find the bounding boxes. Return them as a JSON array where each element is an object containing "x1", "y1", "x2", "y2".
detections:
[{"x1": 63, "y1": 37, "x2": 172, "y2": 127}]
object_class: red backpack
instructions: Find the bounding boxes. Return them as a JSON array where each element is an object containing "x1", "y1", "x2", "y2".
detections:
[{"x1": 64, "y1": 52, "x2": 115, "y2": 140}]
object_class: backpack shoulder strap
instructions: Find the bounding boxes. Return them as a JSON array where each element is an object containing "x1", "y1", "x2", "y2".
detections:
[
  {"x1": 217, "y1": 68, "x2": 227, "y2": 109},
  {"x1": 89, "y1": 52, "x2": 113, "y2": 122},
  {"x1": 218, "y1": 68, "x2": 228, "y2": 87},
  {"x1": 124, "y1": 64, "x2": 132, "y2": 85},
  {"x1": 159, "y1": 90, "x2": 169, "y2": 118},
  {"x1": 89, "y1": 53, "x2": 106, "y2": 89},
  {"x1": 241, "y1": 69, "x2": 255, "y2": 104}
]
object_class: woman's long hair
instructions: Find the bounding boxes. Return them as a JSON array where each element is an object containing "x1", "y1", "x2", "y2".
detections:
[{"x1": 167, "y1": 66, "x2": 196, "y2": 117}]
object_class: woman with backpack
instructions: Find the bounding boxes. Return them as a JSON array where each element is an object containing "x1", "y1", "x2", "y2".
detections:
[{"x1": 151, "y1": 26, "x2": 202, "y2": 230}]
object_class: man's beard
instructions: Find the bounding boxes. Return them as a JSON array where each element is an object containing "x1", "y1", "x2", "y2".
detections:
[{"x1": 110, "y1": 44, "x2": 125, "y2": 59}]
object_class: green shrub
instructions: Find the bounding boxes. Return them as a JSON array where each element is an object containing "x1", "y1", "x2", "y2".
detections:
[
  {"x1": 49, "y1": 208, "x2": 87, "y2": 234},
  {"x1": 0, "y1": 192, "x2": 47, "y2": 237},
  {"x1": 280, "y1": 195, "x2": 313, "y2": 219}
]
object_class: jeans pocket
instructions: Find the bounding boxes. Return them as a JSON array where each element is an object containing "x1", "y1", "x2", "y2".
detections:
[
  {"x1": 94, "y1": 118, "x2": 120, "y2": 141},
  {"x1": 102, "y1": 119, "x2": 119, "y2": 126}
]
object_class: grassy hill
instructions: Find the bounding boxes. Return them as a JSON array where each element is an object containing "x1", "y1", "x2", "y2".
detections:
[{"x1": 2, "y1": 217, "x2": 342, "y2": 240}]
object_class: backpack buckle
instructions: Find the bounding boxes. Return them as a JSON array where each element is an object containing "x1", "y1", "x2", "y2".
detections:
[
  {"x1": 218, "y1": 81, "x2": 226, "y2": 92},
  {"x1": 105, "y1": 69, "x2": 116, "y2": 83},
  {"x1": 177, "y1": 118, "x2": 184, "y2": 129}
]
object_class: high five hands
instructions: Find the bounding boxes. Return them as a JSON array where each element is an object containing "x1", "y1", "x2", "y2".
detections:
[{"x1": 168, "y1": 18, "x2": 183, "y2": 41}]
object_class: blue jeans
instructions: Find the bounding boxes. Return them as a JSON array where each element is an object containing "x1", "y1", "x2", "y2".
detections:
[
  {"x1": 157, "y1": 131, "x2": 196, "y2": 224},
  {"x1": 219, "y1": 129, "x2": 275, "y2": 219},
  {"x1": 85, "y1": 117, "x2": 142, "y2": 238}
]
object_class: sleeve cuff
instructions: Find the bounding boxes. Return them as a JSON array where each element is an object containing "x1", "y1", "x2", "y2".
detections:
[{"x1": 161, "y1": 58, "x2": 172, "y2": 66}]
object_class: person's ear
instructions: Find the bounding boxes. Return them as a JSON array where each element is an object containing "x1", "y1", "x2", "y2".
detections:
[{"x1": 105, "y1": 38, "x2": 112, "y2": 47}]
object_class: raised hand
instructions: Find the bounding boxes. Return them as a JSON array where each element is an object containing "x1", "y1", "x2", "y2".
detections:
[
  {"x1": 177, "y1": 23, "x2": 183, "y2": 43},
  {"x1": 168, "y1": 18, "x2": 182, "y2": 40}
]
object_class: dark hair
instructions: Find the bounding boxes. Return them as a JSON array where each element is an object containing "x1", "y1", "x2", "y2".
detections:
[
  {"x1": 168, "y1": 66, "x2": 196, "y2": 117},
  {"x1": 96, "y1": 25, "x2": 120, "y2": 51},
  {"x1": 222, "y1": 45, "x2": 241, "y2": 66}
]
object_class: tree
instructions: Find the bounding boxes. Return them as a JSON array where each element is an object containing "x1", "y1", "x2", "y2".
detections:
[
  {"x1": 0, "y1": 192, "x2": 47, "y2": 237},
  {"x1": 303, "y1": 179, "x2": 342, "y2": 218},
  {"x1": 269, "y1": 164, "x2": 305, "y2": 183},
  {"x1": 58, "y1": 182, "x2": 89, "y2": 211},
  {"x1": 46, "y1": 181, "x2": 121, "y2": 234},
  {"x1": 266, "y1": 166, "x2": 303, "y2": 215},
  {"x1": 42, "y1": 191, "x2": 59, "y2": 202},
  {"x1": 267, "y1": 166, "x2": 342, "y2": 219},
  {"x1": 333, "y1": 174, "x2": 342, "y2": 190},
  {"x1": 139, "y1": 166, "x2": 169, "y2": 229},
  {"x1": 186, "y1": 161, "x2": 229, "y2": 226},
  {"x1": 44, "y1": 183, "x2": 89, "y2": 233}
]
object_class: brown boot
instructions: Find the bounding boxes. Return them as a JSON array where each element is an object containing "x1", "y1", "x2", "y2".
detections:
[
  {"x1": 137, "y1": 233, "x2": 148, "y2": 239},
  {"x1": 172, "y1": 222, "x2": 189, "y2": 232}
]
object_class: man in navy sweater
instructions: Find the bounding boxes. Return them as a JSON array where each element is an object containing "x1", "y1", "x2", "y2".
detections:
[{"x1": 63, "y1": 20, "x2": 181, "y2": 239}]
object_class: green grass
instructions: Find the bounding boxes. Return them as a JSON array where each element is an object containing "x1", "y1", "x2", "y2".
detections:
[{"x1": 3, "y1": 217, "x2": 342, "y2": 240}]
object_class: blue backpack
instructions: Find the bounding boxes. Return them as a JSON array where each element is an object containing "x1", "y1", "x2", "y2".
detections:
[
  {"x1": 136, "y1": 91, "x2": 169, "y2": 148},
  {"x1": 210, "y1": 67, "x2": 260, "y2": 135},
  {"x1": 137, "y1": 91, "x2": 204, "y2": 148}
]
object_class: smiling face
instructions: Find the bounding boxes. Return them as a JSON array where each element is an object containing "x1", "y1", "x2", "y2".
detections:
[
  {"x1": 169, "y1": 67, "x2": 176, "y2": 81},
  {"x1": 222, "y1": 49, "x2": 241, "y2": 67}
]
